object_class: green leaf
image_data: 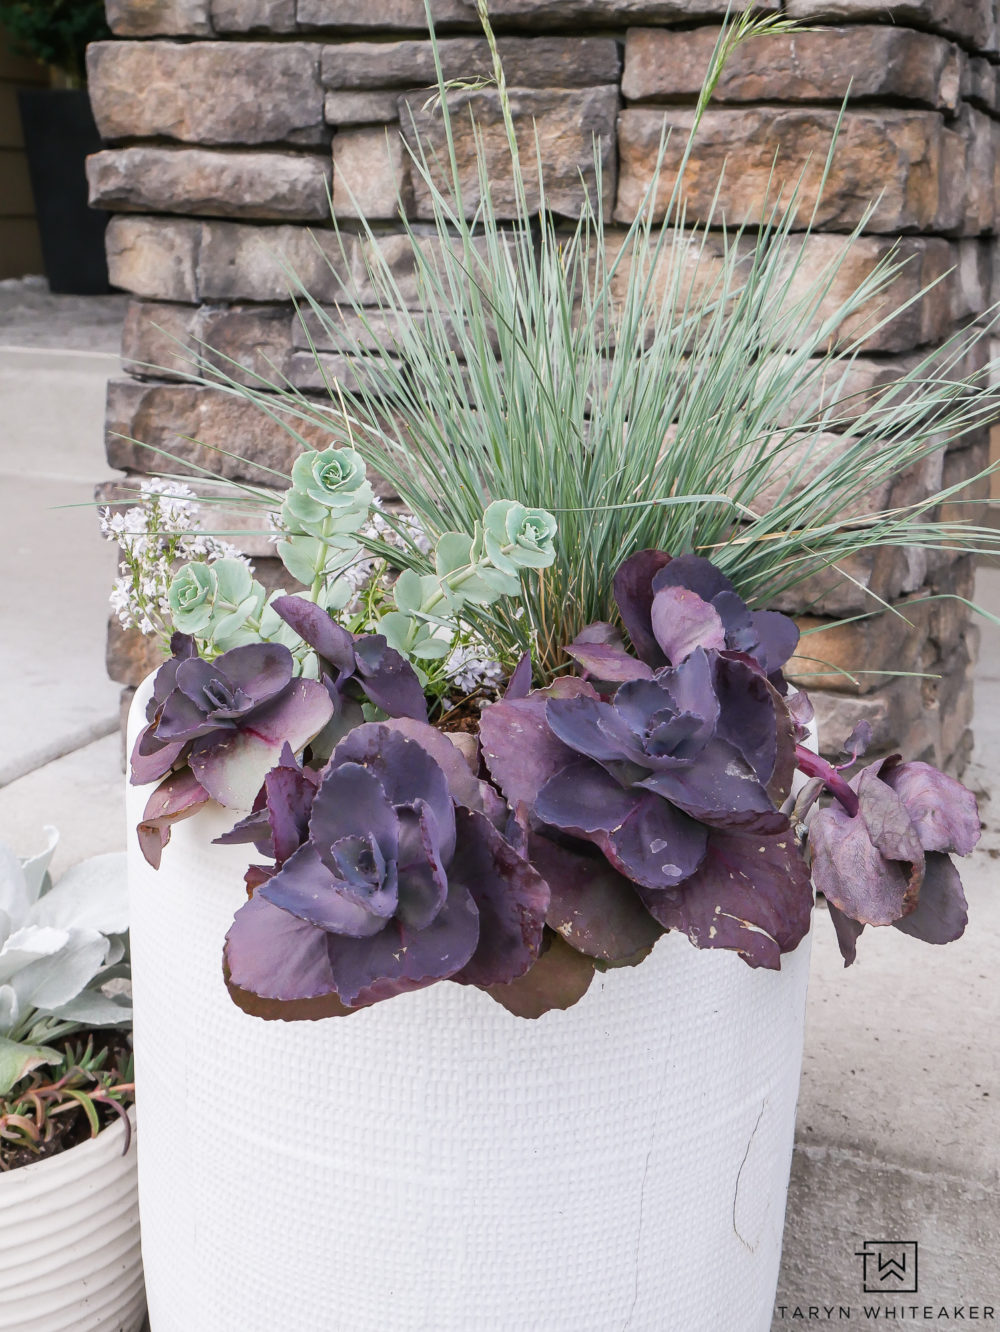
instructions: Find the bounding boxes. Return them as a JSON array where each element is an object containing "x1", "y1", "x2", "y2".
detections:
[
  {"x1": 211, "y1": 557, "x2": 254, "y2": 607},
  {"x1": 435, "y1": 532, "x2": 474, "y2": 577},
  {"x1": 392, "y1": 569, "x2": 425, "y2": 616},
  {"x1": 0, "y1": 1035, "x2": 60, "y2": 1097},
  {"x1": 277, "y1": 535, "x2": 325, "y2": 586}
]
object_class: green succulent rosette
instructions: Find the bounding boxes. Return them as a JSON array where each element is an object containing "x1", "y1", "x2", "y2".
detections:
[
  {"x1": 480, "y1": 501, "x2": 558, "y2": 576},
  {"x1": 281, "y1": 447, "x2": 373, "y2": 539},
  {"x1": 168, "y1": 558, "x2": 266, "y2": 645}
]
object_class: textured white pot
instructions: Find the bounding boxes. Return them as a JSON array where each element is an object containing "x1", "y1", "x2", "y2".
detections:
[
  {"x1": 0, "y1": 1108, "x2": 145, "y2": 1332},
  {"x1": 127, "y1": 677, "x2": 813, "y2": 1332}
]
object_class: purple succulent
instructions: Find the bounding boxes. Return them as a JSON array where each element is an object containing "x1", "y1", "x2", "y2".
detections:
[
  {"x1": 480, "y1": 645, "x2": 812, "y2": 970},
  {"x1": 567, "y1": 551, "x2": 799, "y2": 690},
  {"x1": 131, "y1": 636, "x2": 334, "y2": 865},
  {"x1": 223, "y1": 723, "x2": 550, "y2": 1018},
  {"x1": 807, "y1": 754, "x2": 981, "y2": 964},
  {"x1": 270, "y1": 596, "x2": 427, "y2": 757}
]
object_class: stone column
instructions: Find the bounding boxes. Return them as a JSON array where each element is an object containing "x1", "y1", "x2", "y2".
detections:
[{"x1": 89, "y1": 0, "x2": 1000, "y2": 773}]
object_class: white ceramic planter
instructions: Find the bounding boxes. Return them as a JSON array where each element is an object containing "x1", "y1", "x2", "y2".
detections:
[
  {"x1": 0, "y1": 1108, "x2": 145, "y2": 1332},
  {"x1": 127, "y1": 678, "x2": 813, "y2": 1332}
]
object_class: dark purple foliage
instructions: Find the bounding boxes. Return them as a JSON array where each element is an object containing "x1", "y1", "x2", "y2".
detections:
[
  {"x1": 223, "y1": 723, "x2": 550, "y2": 1017},
  {"x1": 270, "y1": 596, "x2": 427, "y2": 758},
  {"x1": 608, "y1": 550, "x2": 799, "y2": 685},
  {"x1": 809, "y1": 755, "x2": 980, "y2": 964},
  {"x1": 132, "y1": 638, "x2": 334, "y2": 863},
  {"x1": 481, "y1": 644, "x2": 809, "y2": 970}
]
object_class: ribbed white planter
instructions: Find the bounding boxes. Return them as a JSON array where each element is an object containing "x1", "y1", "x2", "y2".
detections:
[
  {"x1": 127, "y1": 677, "x2": 813, "y2": 1332},
  {"x1": 0, "y1": 1108, "x2": 145, "y2": 1332}
]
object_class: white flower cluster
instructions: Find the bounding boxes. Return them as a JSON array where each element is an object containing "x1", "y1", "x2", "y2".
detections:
[
  {"x1": 444, "y1": 641, "x2": 505, "y2": 698},
  {"x1": 101, "y1": 479, "x2": 250, "y2": 637}
]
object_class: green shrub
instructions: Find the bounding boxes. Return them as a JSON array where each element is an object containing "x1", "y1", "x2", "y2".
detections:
[{"x1": 0, "y1": 0, "x2": 109, "y2": 84}]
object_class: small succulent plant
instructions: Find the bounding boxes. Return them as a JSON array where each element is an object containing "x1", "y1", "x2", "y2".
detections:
[
  {"x1": 222, "y1": 722, "x2": 549, "y2": 1018},
  {"x1": 0, "y1": 830, "x2": 130, "y2": 1098},
  {"x1": 131, "y1": 634, "x2": 335, "y2": 864}
]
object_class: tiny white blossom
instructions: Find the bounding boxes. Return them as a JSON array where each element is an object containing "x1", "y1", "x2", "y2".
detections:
[{"x1": 444, "y1": 643, "x2": 505, "y2": 695}]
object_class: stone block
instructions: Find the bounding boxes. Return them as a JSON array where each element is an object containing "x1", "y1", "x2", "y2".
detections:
[
  {"x1": 121, "y1": 300, "x2": 201, "y2": 379},
  {"x1": 106, "y1": 618, "x2": 169, "y2": 688},
  {"x1": 197, "y1": 221, "x2": 366, "y2": 303},
  {"x1": 321, "y1": 36, "x2": 620, "y2": 90},
  {"x1": 105, "y1": 376, "x2": 334, "y2": 483},
  {"x1": 954, "y1": 238, "x2": 993, "y2": 325},
  {"x1": 211, "y1": 0, "x2": 297, "y2": 30},
  {"x1": 808, "y1": 677, "x2": 929, "y2": 759},
  {"x1": 774, "y1": 339, "x2": 991, "y2": 433},
  {"x1": 453, "y1": 0, "x2": 776, "y2": 21},
  {"x1": 105, "y1": 0, "x2": 212, "y2": 36},
  {"x1": 402, "y1": 85, "x2": 618, "y2": 221},
  {"x1": 333, "y1": 125, "x2": 411, "y2": 219},
  {"x1": 107, "y1": 216, "x2": 368, "y2": 306},
  {"x1": 772, "y1": 235, "x2": 957, "y2": 355},
  {"x1": 88, "y1": 147, "x2": 331, "y2": 222},
  {"x1": 106, "y1": 215, "x2": 201, "y2": 303},
  {"x1": 788, "y1": 592, "x2": 963, "y2": 695},
  {"x1": 784, "y1": 0, "x2": 997, "y2": 54},
  {"x1": 938, "y1": 438, "x2": 992, "y2": 527},
  {"x1": 964, "y1": 55, "x2": 1000, "y2": 112},
  {"x1": 616, "y1": 107, "x2": 963, "y2": 235},
  {"x1": 324, "y1": 92, "x2": 401, "y2": 126},
  {"x1": 297, "y1": 0, "x2": 472, "y2": 29},
  {"x1": 88, "y1": 42, "x2": 324, "y2": 146},
  {"x1": 285, "y1": 349, "x2": 387, "y2": 394},
  {"x1": 623, "y1": 26, "x2": 964, "y2": 113},
  {"x1": 123, "y1": 300, "x2": 298, "y2": 387},
  {"x1": 199, "y1": 306, "x2": 298, "y2": 388}
]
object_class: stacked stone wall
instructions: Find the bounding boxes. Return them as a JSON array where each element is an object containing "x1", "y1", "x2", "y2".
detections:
[{"x1": 90, "y1": 0, "x2": 1000, "y2": 773}]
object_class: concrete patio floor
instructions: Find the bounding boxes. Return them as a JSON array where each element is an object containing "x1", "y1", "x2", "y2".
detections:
[{"x1": 0, "y1": 281, "x2": 996, "y2": 1330}]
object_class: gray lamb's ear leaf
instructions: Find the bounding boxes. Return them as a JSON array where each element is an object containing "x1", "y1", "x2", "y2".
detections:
[
  {"x1": 0, "y1": 1035, "x2": 61, "y2": 1098},
  {"x1": 484, "y1": 929, "x2": 596, "y2": 1019}
]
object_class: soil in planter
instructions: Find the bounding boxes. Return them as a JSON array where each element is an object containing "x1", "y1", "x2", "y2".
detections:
[{"x1": 0, "y1": 1031, "x2": 134, "y2": 1173}]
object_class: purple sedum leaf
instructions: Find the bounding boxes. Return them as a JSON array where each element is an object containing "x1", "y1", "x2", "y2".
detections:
[
  {"x1": 272, "y1": 596, "x2": 355, "y2": 677},
  {"x1": 826, "y1": 902, "x2": 866, "y2": 967},
  {"x1": 641, "y1": 821, "x2": 813, "y2": 969},
  {"x1": 260, "y1": 842, "x2": 388, "y2": 938},
  {"x1": 484, "y1": 928, "x2": 596, "y2": 1018},
  {"x1": 352, "y1": 634, "x2": 428, "y2": 722},
  {"x1": 808, "y1": 789, "x2": 919, "y2": 928},
  {"x1": 601, "y1": 792, "x2": 708, "y2": 891},
  {"x1": 650, "y1": 586, "x2": 727, "y2": 664},
  {"x1": 320, "y1": 879, "x2": 480, "y2": 1008},
  {"x1": 527, "y1": 834, "x2": 664, "y2": 962},
  {"x1": 189, "y1": 678, "x2": 334, "y2": 809},
  {"x1": 613, "y1": 549, "x2": 673, "y2": 665},
  {"x1": 891, "y1": 852, "x2": 969, "y2": 946},
  {"x1": 882, "y1": 760, "x2": 981, "y2": 857},
  {"x1": 224, "y1": 893, "x2": 358, "y2": 1022},
  {"x1": 450, "y1": 808, "x2": 550, "y2": 988},
  {"x1": 504, "y1": 651, "x2": 533, "y2": 700},
  {"x1": 565, "y1": 623, "x2": 655, "y2": 684},
  {"x1": 479, "y1": 678, "x2": 598, "y2": 810},
  {"x1": 137, "y1": 768, "x2": 211, "y2": 869}
]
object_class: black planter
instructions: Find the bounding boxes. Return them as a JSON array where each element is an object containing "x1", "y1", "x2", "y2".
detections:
[{"x1": 17, "y1": 87, "x2": 110, "y2": 295}]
